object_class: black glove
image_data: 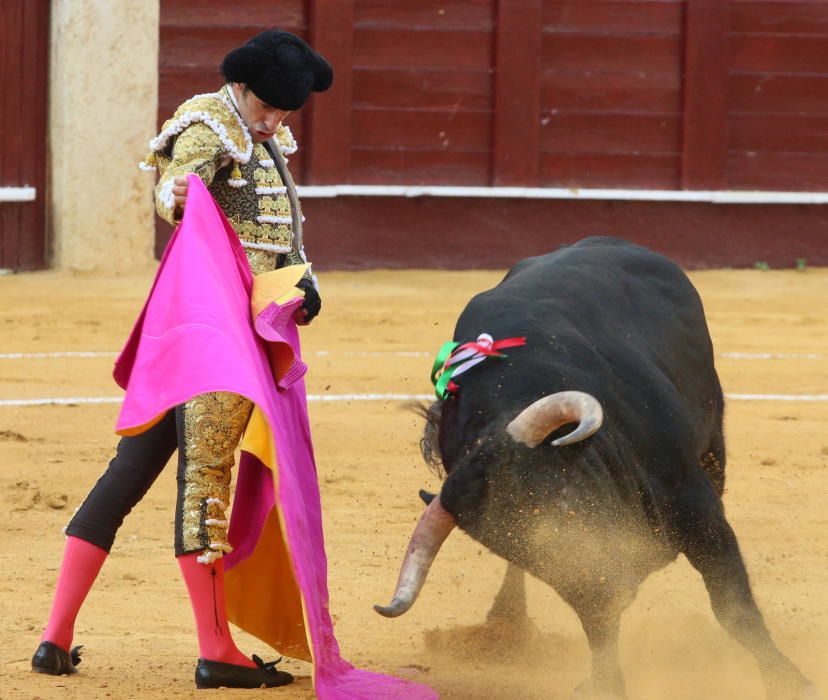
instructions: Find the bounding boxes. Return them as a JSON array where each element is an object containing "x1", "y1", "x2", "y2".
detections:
[{"x1": 296, "y1": 277, "x2": 321, "y2": 323}]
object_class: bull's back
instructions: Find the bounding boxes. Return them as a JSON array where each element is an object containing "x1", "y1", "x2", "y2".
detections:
[
  {"x1": 498, "y1": 237, "x2": 704, "y2": 336},
  {"x1": 452, "y1": 237, "x2": 719, "y2": 455}
]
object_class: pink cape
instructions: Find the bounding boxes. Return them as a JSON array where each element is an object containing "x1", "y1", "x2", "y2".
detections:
[{"x1": 113, "y1": 175, "x2": 437, "y2": 699}]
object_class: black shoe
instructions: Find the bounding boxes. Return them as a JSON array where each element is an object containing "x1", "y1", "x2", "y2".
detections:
[
  {"x1": 195, "y1": 654, "x2": 294, "y2": 689},
  {"x1": 31, "y1": 641, "x2": 83, "y2": 675}
]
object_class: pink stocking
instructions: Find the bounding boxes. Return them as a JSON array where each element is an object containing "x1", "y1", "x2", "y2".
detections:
[
  {"x1": 41, "y1": 536, "x2": 108, "y2": 651},
  {"x1": 177, "y1": 553, "x2": 255, "y2": 667}
]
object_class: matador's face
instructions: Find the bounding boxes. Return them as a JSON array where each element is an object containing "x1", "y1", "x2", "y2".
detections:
[{"x1": 232, "y1": 83, "x2": 291, "y2": 144}]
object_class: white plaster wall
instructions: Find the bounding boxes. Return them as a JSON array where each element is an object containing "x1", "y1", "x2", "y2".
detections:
[{"x1": 50, "y1": 0, "x2": 160, "y2": 272}]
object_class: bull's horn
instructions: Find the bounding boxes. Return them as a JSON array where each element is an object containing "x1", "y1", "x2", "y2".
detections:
[
  {"x1": 506, "y1": 390, "x2": 603, "y2": 448},
  {"x1": 374, "y1": 494, "x2": 456, "y2": 618}
]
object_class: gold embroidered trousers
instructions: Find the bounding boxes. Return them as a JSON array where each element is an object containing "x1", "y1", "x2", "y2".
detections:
[
  {"x1": 66, "y1": 248, "x2": 277, "y2": 564},
  {"x1": 66, "y1": 392, "x2": 253, "y2": 565},
  {"x1": 176, "y1": 391, "x2": 253, "y2": 563}
]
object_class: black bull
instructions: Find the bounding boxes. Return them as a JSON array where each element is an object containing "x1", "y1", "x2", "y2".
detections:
[{"x1": 376, "y1": 238, "x2": 817, "y2": 699}]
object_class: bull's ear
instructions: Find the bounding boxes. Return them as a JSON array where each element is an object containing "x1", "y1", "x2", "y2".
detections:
[{"x1": 419, "y1": 489, "x2": 437, "y2": 506}]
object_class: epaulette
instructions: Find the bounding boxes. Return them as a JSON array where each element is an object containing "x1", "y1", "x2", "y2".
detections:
[
  {"x1": 274, "y1": 124, "x2": 298, "y2": 157},
  {"x1": 139, "y1": 89, "x2": 253, "y2": 187}
]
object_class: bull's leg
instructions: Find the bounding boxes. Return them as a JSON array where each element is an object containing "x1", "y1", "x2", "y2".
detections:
[
  {"x1": 571, "y1": 602, "x2": 627, "y2": 700},
  {"x1": 486, "y1": 562, "x2": 528, "y2": 622},
  {"x1": 676, "y1": 495, "x2": 816, "y2": 699},
  {"x1": 700, "y1": 431, "x2": 726, "y2": 498},
  {"x1": 700, "y1": 386, "x2": 727, "y2": 498}
]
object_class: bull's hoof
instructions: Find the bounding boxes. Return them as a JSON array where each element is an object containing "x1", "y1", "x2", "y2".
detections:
[
  {"x1": 765, "y1": 671, "x2": 823, "y2": 700},
  {"x1": 423, "y1": 617, "x2": 548, "y2": 663},
  {"x1": 571, "y1": 678, "x2": 627, "y2": 700},
  {"x1": 779, "y1": 682, "x2": 824, "y2": 700},
  {"x1": 767, "y1": 685, "x2": 824, "y2": 700},
  {"x1": 797, "y1": 684, "x2": 824, "y2": 700}
]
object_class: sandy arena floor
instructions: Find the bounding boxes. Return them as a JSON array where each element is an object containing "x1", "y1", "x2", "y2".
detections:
[{"x1": 0, "y1": 265, "x2": 826, "y2": 700}]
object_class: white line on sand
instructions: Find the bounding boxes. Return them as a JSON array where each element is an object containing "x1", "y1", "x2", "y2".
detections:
[
  {"x1": 0, "y1": 394, "x2": 433, "y2": 407},
  {"x1": 0, "y1": 351, "x2": 434, "y2": 360},
  {"x1": 1, "y1": 350, "x2": 823, "y2": 361},
  {"x1": 719, "y1": 352, "x2": 821, "y2": 360},
  {"x1": 726, "y1": 393, "x2": 828, "y2": 402},
  {"x1": 1, "y1": 393, "x2": 827, "y2": 408},
  {"x1": 0, "y1": 351, "x2": 118, "y2": 359},
  {"x1": 0, "y1": 397, "x2": 124, "y2": 406}
]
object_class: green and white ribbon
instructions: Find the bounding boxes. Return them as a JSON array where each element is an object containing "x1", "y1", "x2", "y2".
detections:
[{"x1": 430, "y1": 333, "x2": 527, "y2": 399}]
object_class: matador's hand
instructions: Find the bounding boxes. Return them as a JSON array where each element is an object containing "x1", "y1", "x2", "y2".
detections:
[
  {"x1": 295, "y1": 278, "x2": 321, "y2": 326},
  {"x1": 172, "y1": 175, "x2": 189, "y2": 215}
]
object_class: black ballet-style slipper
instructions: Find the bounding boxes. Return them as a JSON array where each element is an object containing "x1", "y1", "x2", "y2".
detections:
[
  {"x1": 31, "y1": 641, "x2": 83, "y2": 675},
  {"x1": 195, "y1": 654, "x2": 294, "y2": 689}
]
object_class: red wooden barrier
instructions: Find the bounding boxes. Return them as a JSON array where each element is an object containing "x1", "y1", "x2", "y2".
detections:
[
  {"x1": 154, "y1": 0, "x2": 828, "y2": 268},
  {"x1": 539, "y1": 0, "x2": 684, "y2": 189},
  {"x1": 682, "y1": 0, "x2": 730, "y2": 189},
  {"x1": 493, "y1": 0, "x2": 541, "y2": 185},
  {"x1": 300, "y1": 195, "x2": 828, "y2": 270},
  {"x1": 307, "y1": 0, "x2": 354, "y2": 184},
  {"x1": 0, "y1": 0, "x2": 49, "y2": 270},
  {"x1": 728, "y1": 0, "x2": 828, "y2": 191}
]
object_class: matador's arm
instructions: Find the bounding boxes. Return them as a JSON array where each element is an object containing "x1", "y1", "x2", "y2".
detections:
[{"x1": 155, "y1": 123, "x2": 225, "y2": 225}]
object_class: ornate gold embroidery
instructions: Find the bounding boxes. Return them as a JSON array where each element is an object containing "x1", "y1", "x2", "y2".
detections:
[
  {"x1": 274, "y1": 123, "x2": 298, "y2": 155},
  {"x1": 255, "y1": 197, "x2": 290, "y2": 218},
  {"x1": 285, "y1": 247, "x2": 308, "y2": 268},
  {"x1": 252, "y1": 165, "x2": 284, "y2": 188},
  {"x1": 151, "y1": 90, "x2": 301, "y2": 276},
  {"x1": 158, "y1": 89, "x2": 249, "y2": 162},
  {"x1": 245, "y1": 249, "x2": 281, "y2": 275},
  {"x1": 179, "y1": 392, "x2": 253, "y2": 558},
  {"x1": 232, "y1": 219, "x2": 292, "y2": 246},
  {"x1": 259, "y1": 196, "x2": 279, "y2": 214},
  {"x1": 212, "y1": 153, "x2": 293, "y2": 258},
  {"x1": 154, "y1": 123, "x2": 223, "y2": 224}
]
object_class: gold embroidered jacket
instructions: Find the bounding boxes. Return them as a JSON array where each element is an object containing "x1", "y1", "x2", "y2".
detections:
[{"x1": 141, "y1": 85, "x2": 310, "y2": 277}]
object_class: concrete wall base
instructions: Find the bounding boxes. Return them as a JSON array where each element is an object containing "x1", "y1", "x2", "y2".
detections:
[{"x1": 50, "y1": 0, "x2": 159, "y2": 273}]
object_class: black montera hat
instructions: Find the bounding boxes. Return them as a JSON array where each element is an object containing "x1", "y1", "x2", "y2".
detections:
[{"x1": 221, "y1": 30, "x2": 333, "y2": 111}]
